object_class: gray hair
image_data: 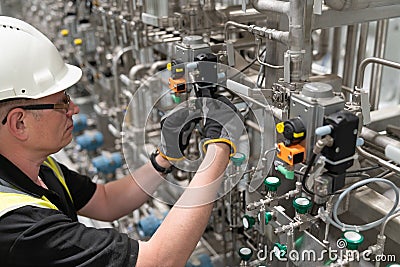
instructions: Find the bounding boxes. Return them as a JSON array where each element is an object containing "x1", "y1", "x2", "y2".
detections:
[{"x1": 0, "y1": 98, "x2": 41, "y2": 123}]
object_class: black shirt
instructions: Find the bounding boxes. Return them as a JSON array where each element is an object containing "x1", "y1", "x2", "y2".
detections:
[{"x1": 0, "y1": 154, "x2": 138, "y2": 266}]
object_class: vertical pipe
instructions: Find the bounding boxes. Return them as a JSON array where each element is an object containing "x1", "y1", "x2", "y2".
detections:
[
  {"x1": 100, "y1": 8, "x2": 110, "y2": 46},
  {"x1": 312, "y1": 29, "x2": 329, "y2": 61},
  {"x1": 303, "y1": 0, "x2": 314, "y2": 81},
  {"x1": 289, "y1": 0, "x2": 306, "y2": 82},
  {"x1": 231, "y1": 187, "x2": 239, "y2": 264},
  {"x1": 221, "y1": 197, "x2": 228, "y2": 265},
  {"x1": 264, "y1": 13, "x2": 280, "y2": 89},
  {"x1": 342, "y1": 25, "x2": 358, "y2": 91},
  {"x1": 113, "y1": 46, "x2": 134, "y2": 116},
  {"x1": 331, "y1": 27, "x2": 342, "y2": 75},
  {"x1": 127, "y1": 0, "x2": 134, "y2": 14},
  {"x1": 109, "y1": 11, "x2": 118, "y2": 47},
  {"x1": 370, "y1": 19, "x2": 389, "y2": 111},
  {"x1": 355, "y1": 22, "x2": 369, "y2": 84}
]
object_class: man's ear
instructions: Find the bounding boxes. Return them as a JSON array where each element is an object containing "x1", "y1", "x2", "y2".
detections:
[{"x1": 7, "y1": 108, "x2": 29, "y2": 140}]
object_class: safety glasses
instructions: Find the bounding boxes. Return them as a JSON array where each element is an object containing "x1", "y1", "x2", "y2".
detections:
[{"x1": 1, "y1": 93, "x2": 71, "y2": 125}]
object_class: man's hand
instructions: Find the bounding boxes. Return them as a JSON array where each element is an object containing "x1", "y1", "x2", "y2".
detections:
[
  {"x1": 159, "y1": 106, "x2": 200, "y2": 161},
  {"x1": 200, "y1": 94, "x2": 244, "y2": 156}
]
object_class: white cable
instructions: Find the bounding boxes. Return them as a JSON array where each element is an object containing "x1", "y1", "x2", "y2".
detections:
[
  {"x1": 321, "y1": 178, "x2": 400, "y2": 232},
  {"x1": 380, "y1": 207, "x2": 400, "y2": 235},
  {"x1": 255, "y1": 39, "x2": 284, "y2": 69}
]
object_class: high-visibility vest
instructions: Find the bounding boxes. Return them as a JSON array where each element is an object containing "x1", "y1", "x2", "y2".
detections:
[{"x1": 0, "y1": 156, "x2": 73, "y2": 218}]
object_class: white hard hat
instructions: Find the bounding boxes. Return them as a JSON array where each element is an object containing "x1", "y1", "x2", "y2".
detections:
[{"x1": 0, "y1": 16, "x2": 82, "y2": 101}]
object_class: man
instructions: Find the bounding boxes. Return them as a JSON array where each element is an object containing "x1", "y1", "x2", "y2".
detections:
[{"x1": 0, "y1": 16, "x2": 242, "y2": 266}]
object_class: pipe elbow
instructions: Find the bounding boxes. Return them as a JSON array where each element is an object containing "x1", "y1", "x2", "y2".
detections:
[{"x1": 324, "y1": 0, "x2": 349, "y2": 11}]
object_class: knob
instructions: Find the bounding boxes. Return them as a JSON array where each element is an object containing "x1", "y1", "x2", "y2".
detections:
[
  {"x1": 231, "y1": 152, "x2": 246, "y2": 166},
  {"x1": 258, "y1": 211, "x2": 273, "y2": 225},
  {"x1": 242, "y1": 215, "x2": 256, "y2": 229},
  {"x1": 292, "y1": 197, "x2": 312, "y2": 214},
  {"x1": 342, "y1": 231, "x2": 364, "y2": 250},
  {"x1": 238, "y1": 247, "x2": 253, "y2": 261},
  {"x1": 264, "y1": 176, "x2": 281, "y2": 192}
]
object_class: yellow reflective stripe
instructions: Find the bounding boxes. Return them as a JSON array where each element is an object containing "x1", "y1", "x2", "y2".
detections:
[
  {"x1": 202, "y1": 138, "x2": 237, "y2": 157},
  {"x1": 158, "y1": 149, "x2": 184, "y2": 161},
  {"x1": 0, "y1": 192, "x2": 58, "y2": 217},
  {"x1": 43, "y1": 156, "x2": 73, "y2": 204},
  {"x1": 293, "y1": 132, "x2": 304, "y2": 138},
  {"x1": 41, "y1": 195, "x2": 56, "y2": 207}
]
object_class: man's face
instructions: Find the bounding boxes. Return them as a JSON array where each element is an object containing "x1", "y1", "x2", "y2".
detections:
[{"x1": 27, "y1": 91, "x2": 80, "y2": 154}]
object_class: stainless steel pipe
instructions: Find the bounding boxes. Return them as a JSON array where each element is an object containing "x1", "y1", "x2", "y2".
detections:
[
  {"x1": 325, "y1": 0, "x2": 400, "y2": 11},
  {"x1": 356, "y1": 57, "x2": 400, "y2": 90},
  {"x1": 250, "y1": 0, "x2": 290, "y2": 14},
  {"x1": 361, "y1": 127, "x2": 400, "y2": 151},
  {"x1": 369, "y1": 20, "x2": 389, "y2": 111}
]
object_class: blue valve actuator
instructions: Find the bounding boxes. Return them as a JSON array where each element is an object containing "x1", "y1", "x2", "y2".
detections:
[
  {"x1": 92, "y1": 152, "x2": 123, "y2": 174},
  {"x1": 76, "y1": 131, "x2": 104, "y2": 151},
  {"x1": 72, "y1": 114, "x2": 88, "y2": 133},
  {"x1": 137, "y1": 212, "x2": 167, "y2": 238},
  {"x1": 137, "y1": 214, "x2": 162, "y2": 237},
  {"x1": 185, "y1": 254, "x2": 213, "y2": 267}
]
